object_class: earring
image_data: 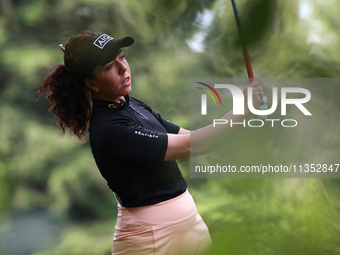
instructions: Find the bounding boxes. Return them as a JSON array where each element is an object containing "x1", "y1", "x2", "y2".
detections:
[{"x1": 94, "y1": 89, "x2": 98, "y2": 92}]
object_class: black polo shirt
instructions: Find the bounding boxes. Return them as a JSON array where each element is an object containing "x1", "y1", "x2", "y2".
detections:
[{"x1": 89, "y1": 95, "x2": 187, "y2": 207}]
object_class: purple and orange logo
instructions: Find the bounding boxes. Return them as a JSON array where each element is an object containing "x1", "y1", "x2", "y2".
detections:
[{"x1": 196, "y1": 82, "x2": 222, "y2": 115}]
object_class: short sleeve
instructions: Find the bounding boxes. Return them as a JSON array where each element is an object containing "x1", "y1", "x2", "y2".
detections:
[
  {"x1": 158, "y1": 117, "x2": 180, "y2": 134},
  {"x1": 133, "y1": 98, "x2": 180, "y2": 134},
  {"x1": 105, "y1": 118, "x2": 168, "y2": 162}
]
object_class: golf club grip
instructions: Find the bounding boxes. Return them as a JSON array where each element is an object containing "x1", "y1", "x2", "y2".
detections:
[{"x1": 243, "y1": 48, "x2": 255, "y2": 83}]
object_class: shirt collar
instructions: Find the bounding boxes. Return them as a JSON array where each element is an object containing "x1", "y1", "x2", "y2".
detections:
[{"x1": 92, "y1": 95, "x2": 130, "y2": 109}]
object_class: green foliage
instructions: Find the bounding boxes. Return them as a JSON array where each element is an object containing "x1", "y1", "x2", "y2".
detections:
[
  {"x1": 193, "y1": 178, "x2": 340, "y2": 254},
  {"x1": 32, "y1": 221, "x2": 114, "y2": 255},
  {"x1": 0, "y1": 0, "x2": 340, "y2": 254},
  {"x1": 238, "y1": 0, "x2": 278, "y2": 47},
  {"x1": 0, "y1": 161, "x2": 11, "y2": 215},
  {"x1": 1, "y1": 44, "x2": 60, "y2": 85}
]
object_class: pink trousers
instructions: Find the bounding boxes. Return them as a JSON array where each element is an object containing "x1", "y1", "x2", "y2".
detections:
[{"x1": 112, "y1": 190, "x2": 211, "y2": 255}]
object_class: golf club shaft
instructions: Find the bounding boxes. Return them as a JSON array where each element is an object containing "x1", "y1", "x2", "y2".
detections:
[{"x1": 231, "y1": 0, "x2": 255, "y2": 83}]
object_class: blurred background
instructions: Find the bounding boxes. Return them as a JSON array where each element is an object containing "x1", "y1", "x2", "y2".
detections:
[{"x1": 0, "y1": 0, "x2": 340, "y2": 254}]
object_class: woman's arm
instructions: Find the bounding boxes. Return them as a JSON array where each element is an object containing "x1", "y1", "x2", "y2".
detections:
[
  {"x1": 164, "y1": 81, "x2": 264, "y2": 161},
  {"x1": 178, "y1": 128, "x2": 190, "y2": 135}
]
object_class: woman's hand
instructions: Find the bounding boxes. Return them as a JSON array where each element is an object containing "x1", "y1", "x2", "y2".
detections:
[{"x1": 243, "y1": 80, "x2": 264, "y2": 115}]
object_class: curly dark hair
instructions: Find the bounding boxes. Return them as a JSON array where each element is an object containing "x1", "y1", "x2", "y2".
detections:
[{"x1": 36, "y1": 31, "x2": 101, "y2": 140}]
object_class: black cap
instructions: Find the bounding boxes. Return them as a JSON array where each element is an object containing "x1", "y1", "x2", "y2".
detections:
[{"x1": 77, "y1": 33, "x2": 134, "y2": 76}]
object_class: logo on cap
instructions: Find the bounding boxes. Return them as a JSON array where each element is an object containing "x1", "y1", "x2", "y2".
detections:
[{"x1": 93, "y1": 34, "x2": 114, "y2": 49}]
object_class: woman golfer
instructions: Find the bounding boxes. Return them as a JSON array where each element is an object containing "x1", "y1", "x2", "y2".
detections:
[{"x1": 37, "y1": 31, "x2": 264, "y2": 255}]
